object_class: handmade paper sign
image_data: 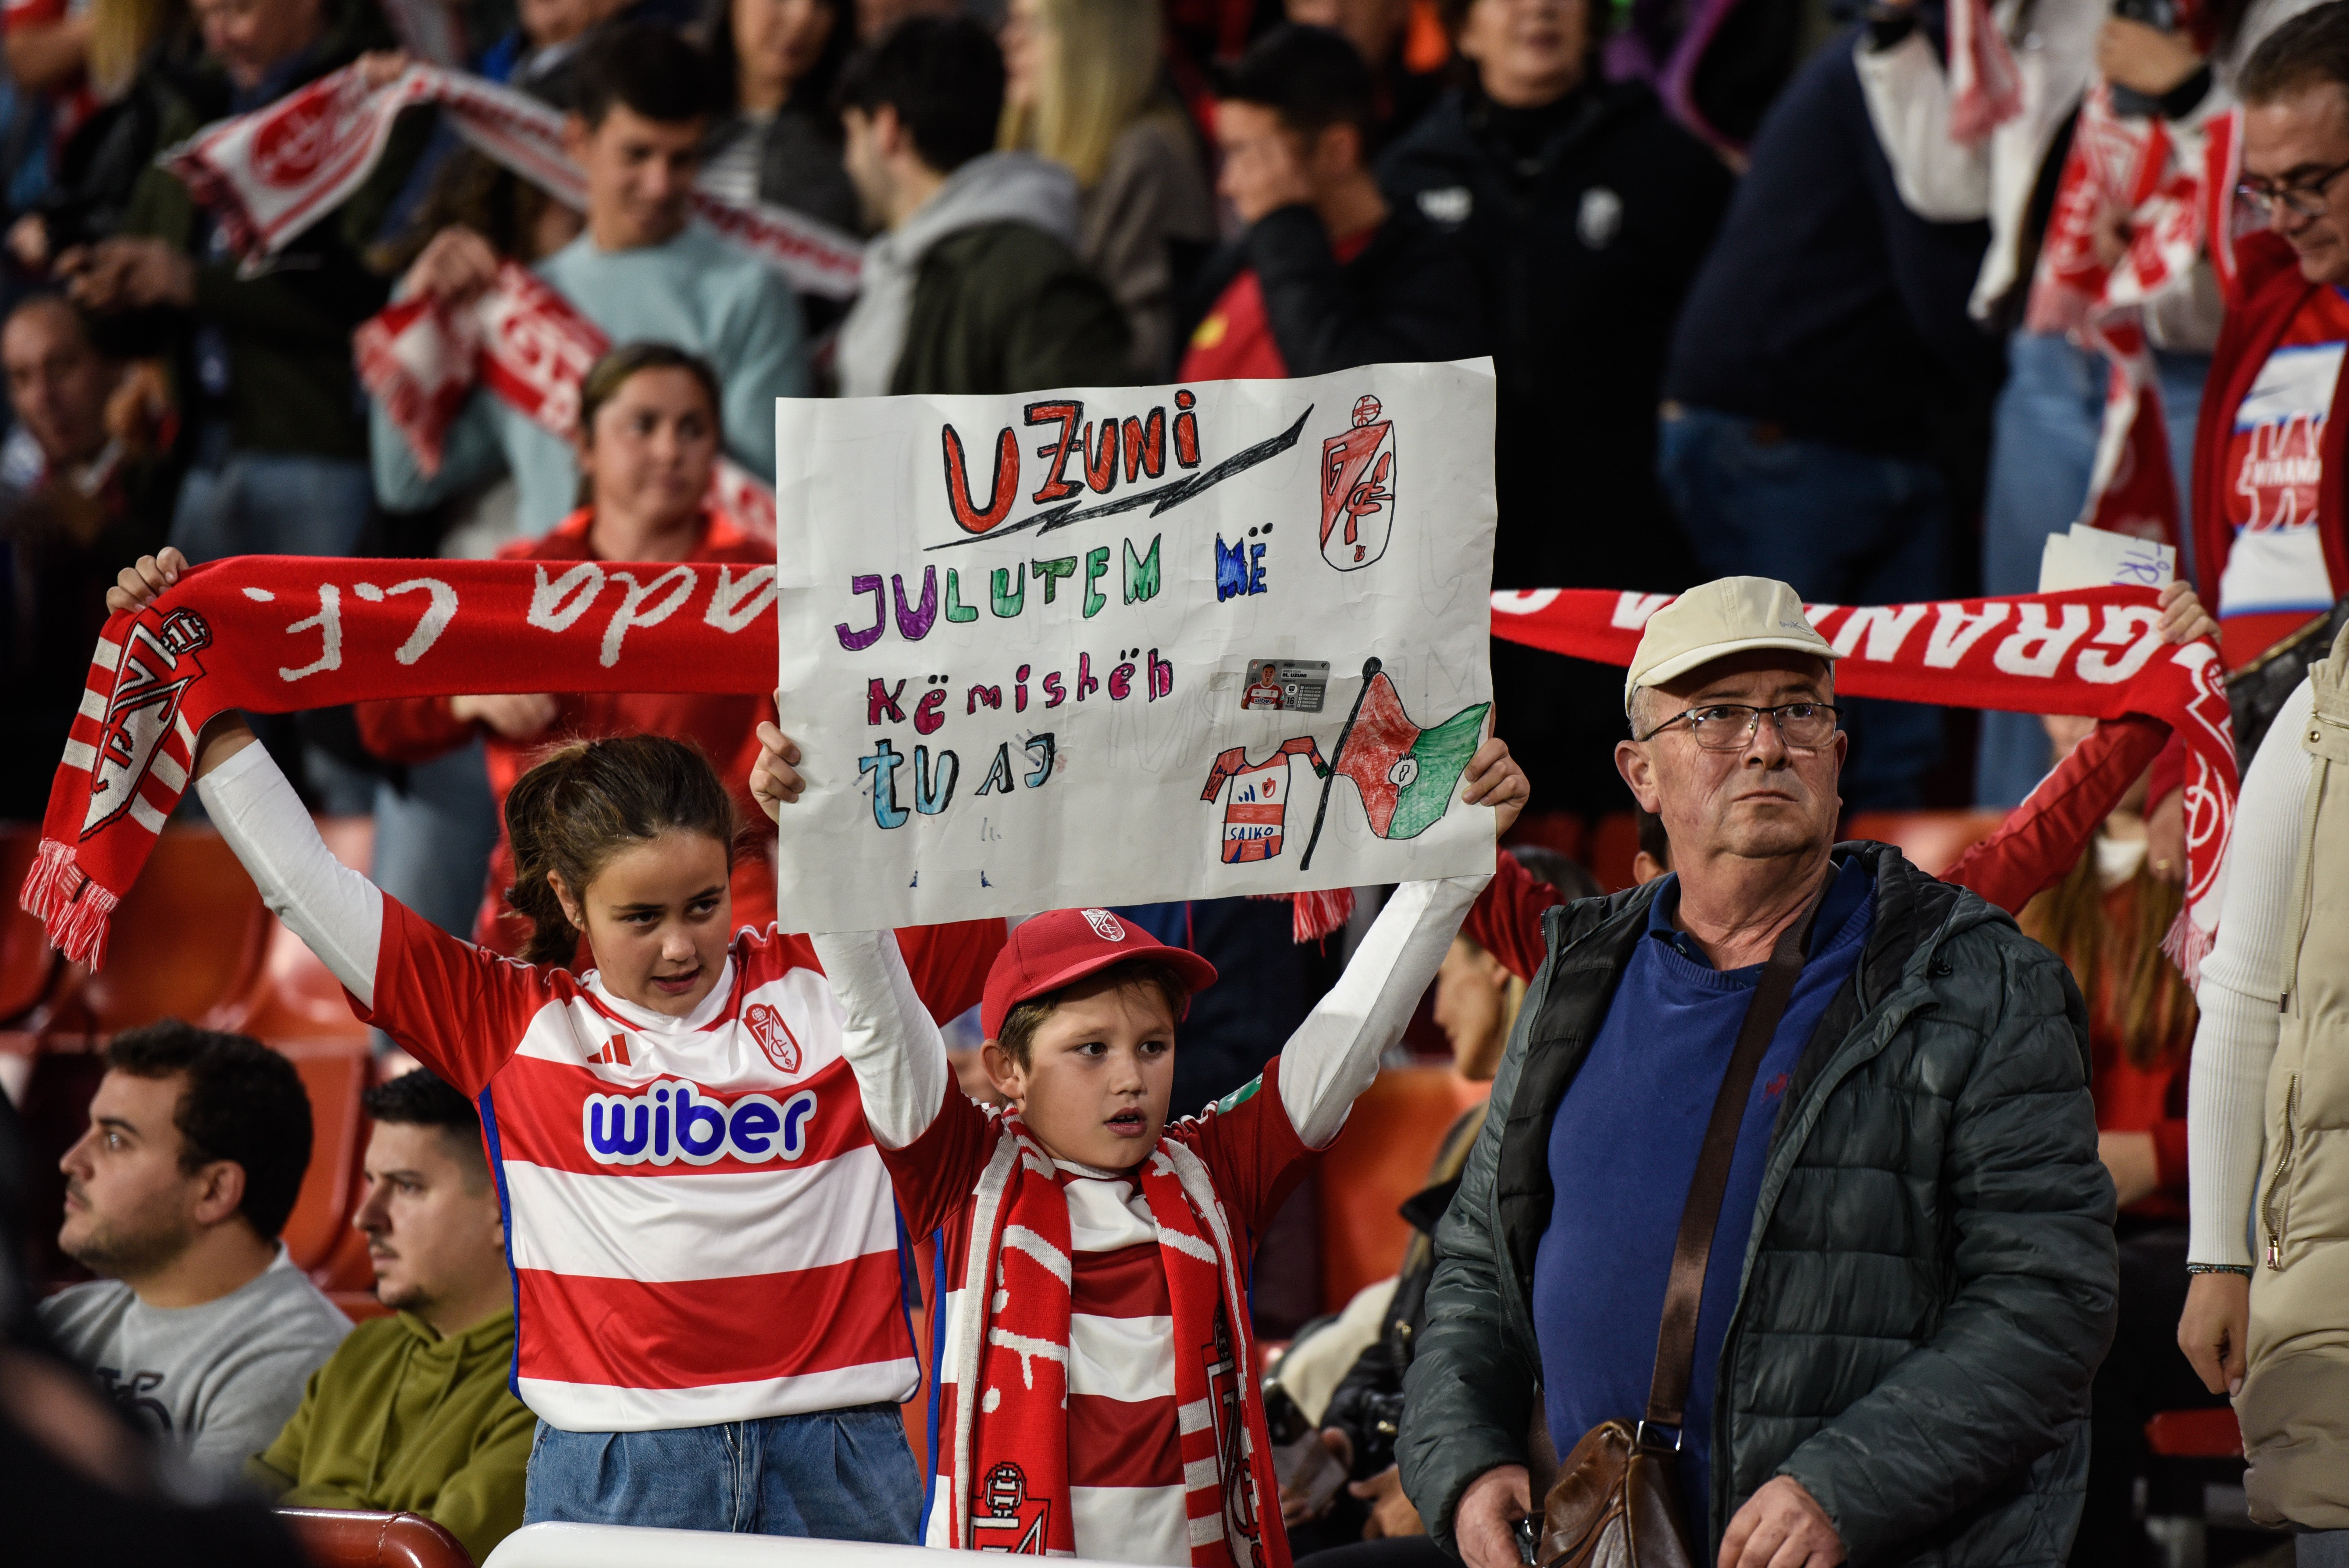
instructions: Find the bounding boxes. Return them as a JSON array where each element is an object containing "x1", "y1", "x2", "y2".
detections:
[{"x1": 772, "y1": 361, "x2": 1499, "y2": 930}]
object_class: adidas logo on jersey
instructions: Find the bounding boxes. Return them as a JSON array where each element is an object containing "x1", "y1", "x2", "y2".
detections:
[{"x1": 583, "y1": 1080, "x2": 818, "y2": 1166}]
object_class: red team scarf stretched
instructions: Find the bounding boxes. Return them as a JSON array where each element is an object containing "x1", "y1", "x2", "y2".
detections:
[
  {"x1": 159, "y1": 61, "x2": 863, "y2": 300},
  {"x1": 947, "y1": 1119, "x2": 1285, "y2": 1568},
  {"x1": 22, "y1": 555, "x2": 778, "y2": 967},
  {"x1": 353, "y1": 259, "x2": 779, "y2": 540},
  {"x1": 1490, "y1": 585, "x2": 2238, "y2": 978}
]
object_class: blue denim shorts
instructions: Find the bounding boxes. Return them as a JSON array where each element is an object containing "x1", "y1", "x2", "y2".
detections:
[{"x1": 522, "y1": 1402, "x2": 923, "y2": 1540}]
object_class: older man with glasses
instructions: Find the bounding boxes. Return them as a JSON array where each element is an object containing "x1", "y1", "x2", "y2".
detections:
[
  {"x1": 1397, "y1": 577, "x2": 2115, "y2": 1568},
  {"x1": 2188, "y1": 0, "x2": 2349, "y2": 676}
]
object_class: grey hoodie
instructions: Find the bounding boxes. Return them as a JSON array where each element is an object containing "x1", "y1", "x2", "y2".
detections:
[{"x1": 836, "y1": 152, "x2": 1080, "y2": 398}]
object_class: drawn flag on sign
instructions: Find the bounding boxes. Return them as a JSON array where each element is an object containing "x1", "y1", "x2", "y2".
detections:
[{"x1": 1332, "y1": 672, "x2": 1488, "y2": 839}]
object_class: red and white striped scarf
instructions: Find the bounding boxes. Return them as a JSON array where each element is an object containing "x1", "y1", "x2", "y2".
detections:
[
  {"x1": 1946, "y1": 0, "x2": 2024, "y2": 144},
  {"x1": 353, "y1": 259, "x2": 777, "y2": 540},
  {"x1": 943, "y1": 1120, "x2": 1286, "y2": 1568},
  {"x1": 160, "y1": 60, "x2": 863, "y2": 301}
]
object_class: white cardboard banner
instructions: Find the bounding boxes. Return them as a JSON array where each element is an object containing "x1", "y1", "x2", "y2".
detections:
[{"x1": 772, "y1": 361, "x2": 1499, "y2": 931}]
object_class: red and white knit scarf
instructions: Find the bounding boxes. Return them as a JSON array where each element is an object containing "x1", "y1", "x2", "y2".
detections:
[
  {"x1": 160, "y1": 60, "x2": 863, "y2": 300},
  {"x1": 21, "y1": 555, "x2": 778, "y2": 966},
  {"x1": 2026, "y1": 78, "x2": 2247, "y2": 543},
  {"x1": 946, "y1": 1121, "x2": 1285, "y2": 1568},
  {"x1": 353, "y1": 259, "x2": 777, "y2": 540},
  {"x1": 1490, "y1": 585, "x2": 2238, "y2": 976}
]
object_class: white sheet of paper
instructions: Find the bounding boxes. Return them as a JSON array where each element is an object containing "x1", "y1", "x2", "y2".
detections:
[
  {"x1": 2037, "y1": 522, "x2": 2176, "y2": 594},
  {"x1": 772, "y1": 362, "x2": 1499, "y2": 931}
]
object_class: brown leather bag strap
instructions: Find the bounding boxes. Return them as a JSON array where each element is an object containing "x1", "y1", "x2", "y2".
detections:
[{"x1": 1639, "y1": 890, "x2": 1823, "y2": 1447}]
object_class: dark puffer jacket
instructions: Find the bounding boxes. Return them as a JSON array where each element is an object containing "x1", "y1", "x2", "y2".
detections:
[{"x1": 1398, "y1": 844, "x2": 2116, "y2": 1567}]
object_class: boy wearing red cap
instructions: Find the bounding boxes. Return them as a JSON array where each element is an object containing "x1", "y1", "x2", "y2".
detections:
[{"x1": 751, "y1": 725, "x2": 1522, "y2": 1568}]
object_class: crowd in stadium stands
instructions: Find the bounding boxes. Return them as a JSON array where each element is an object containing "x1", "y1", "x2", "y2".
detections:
[{"x1": 4, "y1": 0, "x2": 2349, "y2": 1563}]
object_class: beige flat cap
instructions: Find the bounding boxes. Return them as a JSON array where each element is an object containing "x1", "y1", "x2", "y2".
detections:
[{"x1": 1625, "y1": 576, "x2": 1838, "y2": 715}]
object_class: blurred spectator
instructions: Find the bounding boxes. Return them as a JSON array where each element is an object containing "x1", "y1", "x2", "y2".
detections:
[
  {"x1": 853, "y1": 0, "x2": 951, "y2": 41},
  {"x1": 249, "y1": 1070, "x2": 532, "y2": 1564},
  {"x1": 54, "y1": 0, "x2": 417, "y2": 565},
  {"x1": 999, "y1": 0, "x2": 1215, "y2": 376},
  {"x1": 2190, "y1": 2, "x2": 2349, "y2": 672},
  {"x1": 0, "y1": 1090, "x2": 312, "y2": 1568},
  {"x1": 1658, "y1": 11, "x2": 2004, "y2": 811},
  {"x1": 2016, "y1": 714, "x2": 2215, "y2": 1568},
  {"x1": 1630, "y1": 802, "x2": 1667, "y2": 884},
  {"x1": 835, "y1": 13, "x2": 1132, "y2": 394},
  {"x1": 1381, "y1": 0, "x2": 1728, "y2": 821},
  {"x1": 481, "y1": 0, "x2": 631, "y2": 88},
  {"x1": 699, "y1": 0, "x2": 860, "y2": 233},
  {"x1": 38, "y1": 1021, "x2": 351, "y2": 1491},
  {"x1": 1285, "y1": 0, "x2": 1443, "y2": 144},
  {"x1": 5, "y1": 0, "x2": 194, "y2": 267},
  {"x1": 372, "y1": 24, "x2": 807, "y2": 540},
  {"x1": 358, "y1": 343, "x2": 784, "y2": 953},
  {"x1": 0, "y1": 294, "x2": 172, "y2": 818},
  {"x1": 1181, "y1": 24, "x2": 1483, "y2": 380}
]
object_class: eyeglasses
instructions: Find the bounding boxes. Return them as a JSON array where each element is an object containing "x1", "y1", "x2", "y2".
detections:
[
  {"x1": 1636, "y1": 701, "x2": 1841, "y2": 750},
  {"x1": 2237, "y1": 156, "x2": 2349, "y2": 219}
]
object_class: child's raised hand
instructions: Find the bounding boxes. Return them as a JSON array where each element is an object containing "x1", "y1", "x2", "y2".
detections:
[
  {"x1": 2157, "y1": 580, "x2": 2218, "y2": 646},
  {"x1": 107, "y1": 547, "x2": 187, "y2": 615},
  {"x1": 1460, "y1": 735, "x2": 1530, "y2": 836},
  {"x1": 750, "y1": 698, "x2": 806, "y2": 825}
]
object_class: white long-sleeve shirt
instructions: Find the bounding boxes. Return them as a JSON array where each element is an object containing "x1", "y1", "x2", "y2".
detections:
[{"x1": 2187, "y1": 679, "x2": 2315, "y2": 1265}]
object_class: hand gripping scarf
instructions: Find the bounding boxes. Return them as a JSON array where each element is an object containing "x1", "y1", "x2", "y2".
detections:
[
  {"x1": 1490, "y1": 585, "x2": 2239, "y2": 977},
  {"x1": 22, "y1": 554, "x2": 777, "y2": 966},
  {"x1": 946, "y1": 1120, "x2": 1284, "y2": 1568},
  {"x1": 353, "y1": 259, "x2": 779, "y2": 540},
  {"x1": 159, "y1": 60, "x2": 864, "y2": 301}
]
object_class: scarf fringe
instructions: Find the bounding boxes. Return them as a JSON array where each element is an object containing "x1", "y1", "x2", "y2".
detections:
[
  {"x1": 23, "y1": 837, "x2": 111, "y2": 968},
  {"x1": 2161, "y1": 906, "x2": 2214, "y2": 990},
  {"x1": 1262, "y1": 887, "x2": 1353, "y2": 944}
]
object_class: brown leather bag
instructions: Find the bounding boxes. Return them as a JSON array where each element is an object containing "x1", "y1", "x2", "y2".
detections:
[{"x1": 1535, "y1": 901, "x2": 1818, "y2": 1568}]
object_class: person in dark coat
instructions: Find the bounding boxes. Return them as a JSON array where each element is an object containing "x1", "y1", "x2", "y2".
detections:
[
  {"x1": 1379, "y1": 0, "x2": 1731, "y2": 821},
  {"x1": 1399, "y1": 579, "x2": 2114, "y2": 1568},
  {"x1": 1178, "y1": 24, "x2": 1484, "y2": 382}
]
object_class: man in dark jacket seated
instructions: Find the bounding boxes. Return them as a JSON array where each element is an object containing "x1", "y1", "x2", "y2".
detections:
[
  {"x1": 1180, "y1": 24, "x2": 1483, "y2": 381},
  {"x1": 1399, "y1": 576, "x2": 2116, "y2": 1568}
]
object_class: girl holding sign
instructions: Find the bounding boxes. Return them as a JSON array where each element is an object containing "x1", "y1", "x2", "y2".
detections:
[
  {"x1": 104, "y1": 549, "x2": 998, "y2": 1538},
  {"x1": 355, "y1": 344, "x2": 785, "y2": 955}
]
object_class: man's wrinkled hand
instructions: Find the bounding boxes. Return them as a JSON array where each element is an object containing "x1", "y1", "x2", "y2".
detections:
[
  {"x1": 1720, "y1": 1475, "x2": 1843, "y2": 1568},
  {"x1": 1455, "y1": 1464, "x2": 1531, "y2": 1568}
]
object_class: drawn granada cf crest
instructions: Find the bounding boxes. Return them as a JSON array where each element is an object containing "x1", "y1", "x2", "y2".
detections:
[
  {"x1": 743, "y1": 1002, "x2": 802, "y2": 1074},
  {"x1": 971, "y1": 1461, "x2": 1051, "y2": 1554},
  {"x1": 1319, "y1": 395, "x2": 1395, "y2": 571},
  {"x1": 82, "y1": 609, "x2": 212, "y2": 840}
]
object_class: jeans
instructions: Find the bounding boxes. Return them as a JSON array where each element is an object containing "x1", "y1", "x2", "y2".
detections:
[
  {"x1": 370, "y1": 740, "x2": 499, "y2": 940},
  {"x1": 1658, "y1": 406, "x2": 1951, "y2": 812},
  {"x1": 2303, "y1": 1534, "x2": 2349, "y2": 1565},
  {"x1": 1974, "y1": 331, "x2": 2211, "y2": 805},
  {"x1": 168, "y1": 449, "x2": 374, "y2": 563},
  {"x1": 522, "y1": 1404, "x2": 925, "y2": 1539}
]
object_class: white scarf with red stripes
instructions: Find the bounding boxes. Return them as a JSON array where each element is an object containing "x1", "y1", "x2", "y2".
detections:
[{"x1": 943, "y1": 1120, "x2": 1286, "y2": 1568}]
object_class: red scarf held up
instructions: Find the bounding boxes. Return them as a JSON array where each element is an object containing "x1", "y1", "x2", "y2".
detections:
[
  {"x1": 23, "y1": 555, "x2": 778, "y2": 967},
  {"x1": 160, "y1": 61, "x2": 863, "y2": 300},
  {"x1": 354, "y1": 260, "x2": 779, "y2": 540},
  {"x1": 948, "y1": 1119, "x2": 1284, "y2": 1568},
  {"x1": 1489, "y1": 585, "x2": 2238, "y2": 977}
]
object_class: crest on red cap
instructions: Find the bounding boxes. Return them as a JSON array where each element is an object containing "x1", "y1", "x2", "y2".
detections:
[{"x1": 1080, "y1": 909, "x2": 1126, "y2": 941}]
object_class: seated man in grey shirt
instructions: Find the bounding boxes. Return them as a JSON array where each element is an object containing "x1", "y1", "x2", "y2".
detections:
[{"x1": 40, "y1": 1021, "x2": 350, "y2": 1491}]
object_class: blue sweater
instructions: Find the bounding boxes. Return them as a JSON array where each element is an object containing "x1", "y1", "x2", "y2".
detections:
[
  {"x1": 369, "y1": 223, "x2": 808, "y2": 537},
  {"x1": 1533, "y1": 857, "x2": 1873, "y2": 1537}
]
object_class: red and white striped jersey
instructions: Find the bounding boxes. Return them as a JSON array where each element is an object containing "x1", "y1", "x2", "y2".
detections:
[
  {"x1": 1200, "y1": 738, "x2": 1327, "y2": 864},
  {"x1": 888, "y1": 1071, "x2": 1310, "y2": 1564},
  {"x1": 360, "y1": 898, "x2": 998, "y2": 1432}
]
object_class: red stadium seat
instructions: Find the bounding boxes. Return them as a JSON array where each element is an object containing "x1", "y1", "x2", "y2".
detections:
[
  {"x1": 2146, "y1": 1406, "x2": 2242, "y2": 1458},
  {"x1": 0, "y1": 825, "x2": 64, "y2": 1032},
  {"x1": 1317, "y1": 1066, "x2": 1490, "y2": 1313},
  {"x1": 276, "y1": 1508, "x2": 474, "y2": 1568},
  {"x1": 1841, "y1": 810, "x2": 2009, "y2": 878},
  {"x1": 278, "y1": 1039, "x2": 373, "y2": 1278},
  {"x1": 55, "y1": 826, "x2": 269, "y2": 1037}
]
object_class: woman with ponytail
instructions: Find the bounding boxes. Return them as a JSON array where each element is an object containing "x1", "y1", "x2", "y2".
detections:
[{"x1": 104, "y1": 587, "x2": 1000, "y2": 1539}]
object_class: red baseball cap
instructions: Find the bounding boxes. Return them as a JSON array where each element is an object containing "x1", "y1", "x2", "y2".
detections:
[{"x1": 980, "y1": 908, "x2": 1220, "y2": 1042}]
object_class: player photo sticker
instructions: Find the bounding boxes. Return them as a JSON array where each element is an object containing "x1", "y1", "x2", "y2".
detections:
[{"x1": 1239, "y1": 659, "x2": 1331, "y2": 714}]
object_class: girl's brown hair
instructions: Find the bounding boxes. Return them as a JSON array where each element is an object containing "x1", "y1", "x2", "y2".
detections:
[
  {"x1": 2018, "y1": 834, "x2": 2198, "y2": 1071},
  {"x1": 503, "y1": 734, "x2": 743, "y2": 967}
]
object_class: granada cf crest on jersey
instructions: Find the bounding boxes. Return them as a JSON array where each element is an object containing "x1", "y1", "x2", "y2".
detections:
[
  {"x1": 82, "y1": 609, "x2": 212, "y2": 839},
  {"x1": 743, "y1": 1001, "x2": 802, "y2": 1074},
  {"x1": 1319, "y1": 395, "x2": 1395, "y2": 571},
  {"x1": 971, "y1": 1461, "x2": 1051, "y2": 1554}
]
